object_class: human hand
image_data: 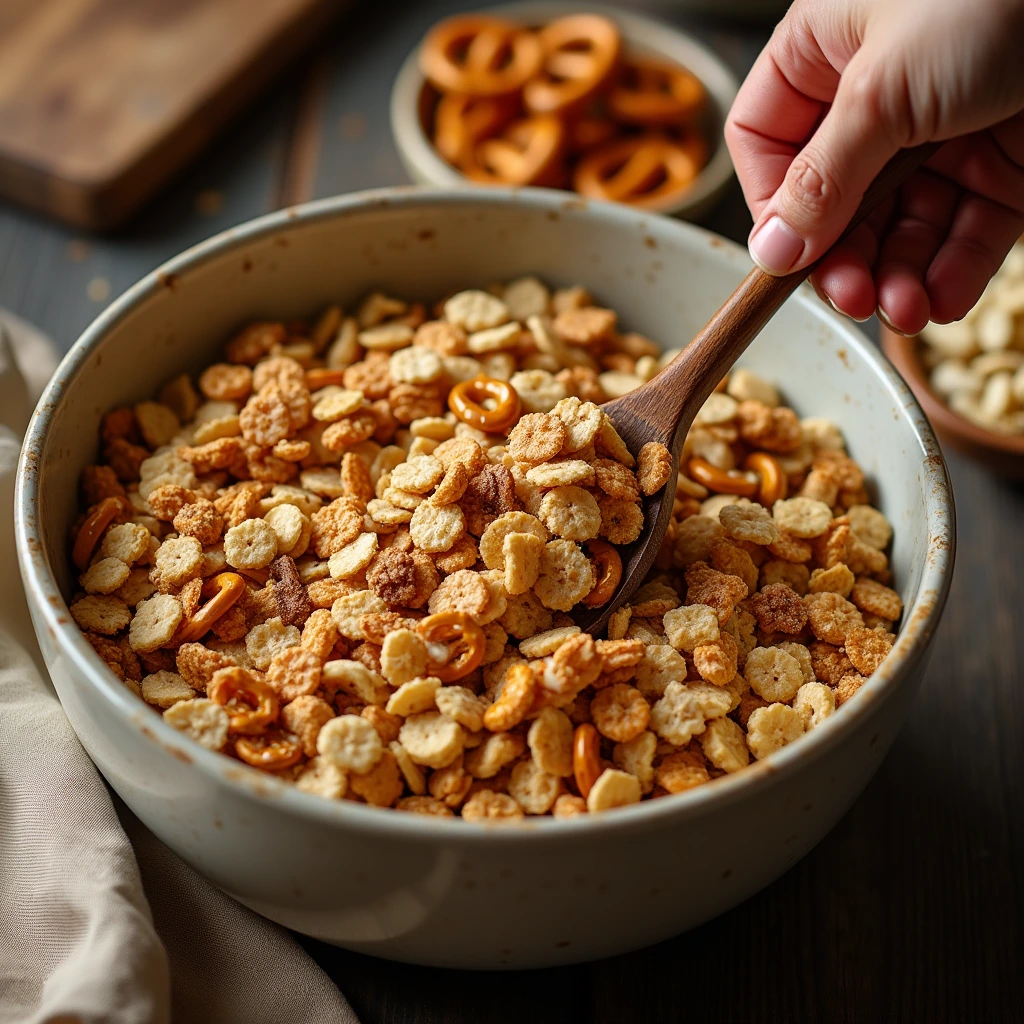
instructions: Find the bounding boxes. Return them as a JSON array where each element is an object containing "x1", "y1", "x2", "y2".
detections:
[{"x1": 725, "y1": 0, "x2": 1024, "y2": 334}]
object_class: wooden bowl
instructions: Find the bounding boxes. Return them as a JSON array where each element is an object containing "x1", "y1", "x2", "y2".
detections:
[{"x1": 880, "y1": 325, "x2": 1024, "y2": 476}]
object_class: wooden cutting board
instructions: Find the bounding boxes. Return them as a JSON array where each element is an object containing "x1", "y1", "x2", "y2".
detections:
[{"x1": 0, "y1": 0, "x2": 342, "y2": 230}]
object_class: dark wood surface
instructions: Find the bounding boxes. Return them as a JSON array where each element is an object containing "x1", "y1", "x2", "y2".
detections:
[{"x1": 1, "y1": 2, "x2": 1020, "y2": 1020}]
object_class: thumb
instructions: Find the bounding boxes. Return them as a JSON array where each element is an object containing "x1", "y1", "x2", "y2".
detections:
[{"x1": 747, "y1": 54, "x2": 908, "y2": 276}]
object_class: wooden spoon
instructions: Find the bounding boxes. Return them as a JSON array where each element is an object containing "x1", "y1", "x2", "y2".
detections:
[{"x1": 573, "y1": 142, "x2": 939, "y2": 634}]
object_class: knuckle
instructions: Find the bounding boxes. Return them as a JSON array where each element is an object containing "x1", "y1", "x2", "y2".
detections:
[{"x1": 782, "y1": 151, "x2": 846, "y2": 218}]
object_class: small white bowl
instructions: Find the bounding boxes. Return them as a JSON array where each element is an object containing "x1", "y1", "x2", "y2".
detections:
[
  {"x1": 17, "y1": 186, "x2": 953, "y2": 969},
  {"x1": 390, "y1": 1, "x2": 740, "y2": 221}
]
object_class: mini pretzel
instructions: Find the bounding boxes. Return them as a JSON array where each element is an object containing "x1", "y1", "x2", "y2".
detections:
[
  {"x1": 568, "y1": 115, "x2": 618, "y2": 154},
  {"x1": 448, "y1": 374, "x2": 522, "y2": 433},
  {"x1": 744, "y1": 452, "x2": 788, "y2": 507},
  {"x1": 582, "y1": 539, "x2": 623, "y2": 607},
  {"x1": 608, "y1": 57, "x2": 705, "y2": 126},
  {"x1": 73, "y1": 496, "x2": 129, "y2": 570},
  {"x1": 306, "y1": 368, "x2": 348, "y2": 390},
  {"x1": 175, "y1": 572, "x2": 246, "y2": 644},
  {"x1": 523, "y1": 14, "x2": 622, "y2": 116},
  {"x1": 208, "y1": 666, "x2": 279, "y2": 736},
  {"x1": 687, "y1": 457, "x2": 760, "y2": 498},
  {"x1": 434, "y1": 92, "x2": 517, "y2": 166},
  {"x1": 416, "y1": 611, "x2": 486, "y2": 682},
  {"x1": 420, "y1": 15, "x2": 542, "y2": 97},
  {"x1": 573, "y1": 722, "x2": 602, "y2": 799},
  {"x1": 235, "y1": 729, "x2": 303, "y2": 771},
  {"x1": 573, "y1": 136, "x2": 701, "y2": 209},
  {"x1": 465, "y1": 115, "x2": 566, "y2": 186}
]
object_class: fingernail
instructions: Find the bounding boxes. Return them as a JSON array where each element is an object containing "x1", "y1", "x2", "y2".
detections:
[
  {"x1": 876, "y1": 305, "x2": 916, "y2": 337},
  {"x1": 748, "y1": 216, "x2": 804, "y2": 275},
  {"x1": 823, "y1": 293, "x2": 872, "y2": 323}
]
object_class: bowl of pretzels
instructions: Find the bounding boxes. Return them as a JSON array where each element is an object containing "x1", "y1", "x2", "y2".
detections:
[{"x1": 391, "y1": 2, "x2": 739, "y2": 220}]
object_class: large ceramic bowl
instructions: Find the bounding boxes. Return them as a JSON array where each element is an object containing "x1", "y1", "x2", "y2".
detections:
[
  {"x1": 16, "y1": 186, "x2": 954, "y2": 969},
  {"x1": 390, "y1": 1, "x2": 739, "y2": 221}
]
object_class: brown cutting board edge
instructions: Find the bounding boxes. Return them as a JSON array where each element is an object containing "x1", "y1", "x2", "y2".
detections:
[{"x1": 0, "y1": 0, "x2": 343, "y2": 231}]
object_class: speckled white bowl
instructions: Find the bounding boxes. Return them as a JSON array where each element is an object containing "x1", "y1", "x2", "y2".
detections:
[
  {"x1": 390, "y1": 1, "x2": 739, "y2": 221},
  {"x1": 16, "y1": 186, "x2": 953, "y2": 969}
]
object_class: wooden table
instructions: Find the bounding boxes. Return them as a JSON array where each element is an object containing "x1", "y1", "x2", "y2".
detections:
[{"x1": 1, "y1": 2, "x2": 1020, "y2": 1020}]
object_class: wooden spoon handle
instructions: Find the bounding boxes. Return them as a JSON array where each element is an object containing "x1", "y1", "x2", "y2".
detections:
[{"x1": 637, "y1": 141, "x2": 942, "y2": 453}]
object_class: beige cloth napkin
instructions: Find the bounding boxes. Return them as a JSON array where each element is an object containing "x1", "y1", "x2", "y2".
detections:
[{"x1": 0, "y1": 314, "x2": 358, "y2": 1024}]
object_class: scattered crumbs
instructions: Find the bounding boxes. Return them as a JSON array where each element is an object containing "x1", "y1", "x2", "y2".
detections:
[
  {"x1": 195, "y1": 189, "x2": 225, "y2": 218},
  {"x1": 340, "y1": 113, "x2": 366, "y2": 140},
  {"x1": 87, "y1": 277, "x2": 111, "y2": 302},
  {"x1": 66, "y1": 239, "x2": 90, "y2": 262}
]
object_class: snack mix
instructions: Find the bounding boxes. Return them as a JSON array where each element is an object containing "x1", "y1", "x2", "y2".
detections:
[
  {"x1": 419, "y1": 12, "x2": 708, "y2": 209},
  {"x1": 69, "y1": 277, "x2": 900, "y2": 820},
  {"x1": 920, "y1": 240, "x2": 1024, "y2": 433}
]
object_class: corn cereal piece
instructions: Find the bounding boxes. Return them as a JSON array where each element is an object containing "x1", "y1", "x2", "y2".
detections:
[
  {"x1": 510, "y1": 368, "x2": 566, "y2": 414},
  {"x1": 655, "y1": 748, "x2": 710, "y2": 793},
  {"x1": 265, "y1": 646, "x2": 321, "y2": 702},
  {"x1": 434, "y1": 686, "x2": 488, "y2": 732},
  {"x1": 322, "y1": 660, "x2": 389, "y2": 705},
  {"x1": 80, "y1": 557, "x2": 131, "y2": 595},
  {"x1": 552, "y1": 794, "x2": 588, "y2": 818},
  {"x1": 244, "y1": 617, "x2": 300, "y2": 670},
  {"x1": 650, "y1": 680, "x2": 730, "y2": 746},
  {"x1": 586, "y1": 768, "x2": 641, "y2": 812},
  {"x1": 846, "y1": 505, "x2": 892, "y2": 550},
  {"x1": 524, "y1": 461, "x2": 594, "y2": 488},
  {"x1": 444, "y1": 290, "x2": 509, "y2": 331},
  {"x1": 478, "y1": 512, "x2": 546, "y2": 571},
  {"x1": 163, "y1": 697, "x2": 229, "y2": 750},
  {"x1": 533, "y1": 539, "x2": 594, "y2": 611},
  {"x1": 296, "y1": 757, "x2": 349, "y2": 799},
  {"x1": 223, "y1": 519, "x2": 278, "y2": 570},
  {"x1": 551, "y1": 396, "x2": 602, "y2": 453},
  {"x1": 633, "y1": 645, "x2": 686, "y2": 700},
  {"x1": 719, "y1": 502, "x2": 778, "y2": 546},
  {"x1": 591, "y1": 684, "x2": 650, "y2": 742},
  {"x1": 507, "y1": 413, "x2": 566, "y2": 465},
  {"x1": 462, "y1": 790, "x2": 524, "y2": 821},
  {"x1": 135, "y1": 401, "x2": 180, "y2": 449},
  {"x1": 386, "y1": 741, "x2": 425, "y2": 796},
  {"x1": 483, "y1": 664, "x2": 534, "y2": 731},
  {"x1": 464, "y1": 731, "x2": 525, "y2": 778},
  {"x1": 744, "y1": 646, "x2": 803, "y2": 702},
  {"x1": 150, "y1": 535, "x2": 203, "y2": 591},
  {"x1": 100, "y1": 522, "x2": 150, "y2": 565},
  {"x1": 379, "y1": 628, "x2": 428, "y2": 685},
  {"x1": 524, "y1": 706, "x2": 572, "y2": 776},
  {"x1": 808, "y1": 563, "x2": 855, "y2": 598},
  {"x1": 596, "y1": 495, "x2": 643, "y2": 545},
  {"x1": 537, "y1": 485, "x2": 601, "y2": 542},
  {"x1": 792, "y1": 681, "x2": 835, "y2": 730},
  {"x1": 772, "y1": 497, "x2": 833, "y2": 538},
  {"x1": 426, "y1": 569, "x2": 489, "y2": 618},
  {"x1": 317, "y1": 715, "x2": 384, "y2": 774},
  {"x1": 387, "y1": 676, "x2": 442, "y2": 717},
  {"x1": 501, "y1": 531, "x2": 543, "y2": 595},
  {"x1": 331, "y1": 591, "x2": 387, "y2": 639},
  {"x1": 390, "y1": 456, "x2": 444, "y2": 494},
  {"x1": 140, "y1": 670, "x2": 194, "y2": 709},
  {"x1": 663, "y1": 604, "x2": 719, "y2": 652},
  {"x1": 398, "y1": 712, "x2": 465, "y2": 768},
  {"x1": 845, "y1": 627, "x2": 894, "y2": 675},
  {"x1": 834, "y1": 671, "x2": 867, "y2": 706},
  {"x1": 804, "y1": 592, "x2": 864, "y2": 645},
  {"x1": 612, "y1": 730, "x2": 657, "y2": 793},
  {"x1": 637, "y1": 442, "x2": 672, "y2": 495},
  {"x1": 280, "y1": 695, "x2": 334, "y2": 757},
  {"x1": 747, "y1": 703, "x2": 804, "y2": 759},
  {"x1": 129, "y1": 593, "x2": 182, "y2": 651},
  {"x1": 509, "y1": 759, "x2": 561, "y2": 814},
  {"x1": 328, "y1": 532, "x2": 378, "y2": 580},
  {"x1": 397, "y1": 795, "x2": 455, "y2": 816},
  {"x1": 850, "y1": 578, "x2": 902, "y2": 621},
  {"x1": 409, "y1": 502, "x2": 465, "y2": 552},
  {"x1": 468, "y1": 321, "x2": 521, "y2": 354}
]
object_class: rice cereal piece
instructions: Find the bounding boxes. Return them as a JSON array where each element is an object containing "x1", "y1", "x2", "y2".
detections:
[
  {"x1": 391, "y1": 456, "x2": 444, "y2": 494},
  {"x1": 834, "y1": 672, "x2": 868, "y2": 706},
  {"x1": 435, "y1": 686, "x2": 488, "y2": 733},
  {"x1": 593, "y1": 459, "x2": 639, "y2": 501},
  {"x1": 525, "y1": 706, "x2": 573, "y2": 776},
  {"x1": 525, "y1": 460, "x2": 594, "y2": 488},
  {"x1": 736, "y1": 400, "x2": 801, "y2": 452},
  {"x1": 501, "y1": 532, "x2": 543, "y2": 595},
  {"x1": 135, "y1": 401, "x2": 180, "y2": 449},
  {"x1": 808, "y1": 563, "x2": 855, "y2": 598},
  {"x1": 699, "y1": 717, "x2": 749, "y2": 773},
  {"x1": 427, "y1": 569, "x2": 489, "y2": 618},
  {"x1": 607, "y1": 604, "x2": 631, "y2": 641},
  {"x1": 516, "y1": 627, "x2": 577, "y2": 660},
  {"x1": 71, "y1": 595, "x2": 132, "y2": 636},
  {"x1": 551, "y1": 397, "x2": 603, "y2": 453},
  {"x1": 262, "y1": 504, "x2": 308, "y2": 557},
  {"x1": 634, "y1": 645, "x2": 688, "y2": 700},
  {"x1": 538, "y1": 485, "x2": 601, "y2": 542},
  {"x1": 468, "y1": 322, "x2": 521, "y2": 355},
  {"x1": 100, "y1": 522, "x2": 151, "y2": 565},
  {"x1": 507, "y1": 413, "x2": 566, "y2": 465},
  {"x1": 444, "y1": 290, "x2": 509, "y2": 332},
  {"x1": 163, "y1": 698, "x2": 230, "y2": 750},
  {"x1": 743, "y1": 645, "x2": 804, "y2": 703},
  {"x1": 590, "y1": 684, "x2": 650, "y2": 742},
  {"x1": 317, "y1": 715, "x2": 384, "y2": 775},
  {"x1": 684, "y1": 562, "x2": 749, "y2": 626},
  {"x1": 175, "y1": 642, "x2": 234, "y2": 691},
  {"x1": 775, "y1": 641, "x2": 814, "y2": 685},
  {"x1": 331, "y1": 591, "x2": 388, "y2": 640},
  {"x1": 637, "y1": 442, "x2": 672, "y2": 495},
  {"x1": 151, "y1": 535, "x2": 204, "y2": 590},
  {"x1": 533, "y1": 539, "x2": 595, "y2": 612},
  {"x1": 129, "y1": 593, "x2": 182, "y2": 652},
  {"x1": 322, "y1": 660, "x2": 389, "y2": 705},
  {"x1": 552, "y1": 794, "x2": 588, "y2": 818},
  {"x1": 397, "y1": 795, "x2": 455, "y2": 816},
  {"x1": 295, "y1": 758, "x2": 349, "y2": 799},
  {"x1": 464, "y1": 731, "x2": 525, "y2": 778},
  {"x1": 746, "y1": 703, "x2": 804, "y2": 759},
  {"x1": 612, "y1": 730, "x2": 657, "y2": 793},
  {"x1": 141, "y1": 670, "x2": 194, "y2": 708},
  {"x1": 748, "y1": 583, "x2": 808, "y2": 635},
  {"x1": 792, "y1": 681, "x2": 835, "y2": 730},
  {"x1": 597, "y1": 495, "x2": 643, "y2": 545},
  {"x1": 328, "y1": 532, "x2": 378, "y2": 580},
  {"x1": 479, "y1": 511, "x2": 548, "y2": 570},
  {"x1": 398, "y1": 712, "x2": 465, "y2": 768},
  {"x1": 483, "y1": 664, "x2": 535, "y2": 732},
  {"x1": 390, "y1": 741, "x2": 427, "y2": 795},
  {"x1": 663, "y1": 604, "x2": 719, "y2": 652},
  {"x1": 265, "y1": 646, "x2": 321, "y2": 703},
  {"x1": 804, "y1": 592, "x2": 864, "y2": 645},
  {"x1": 650, "y1": 680, "x2": 731, "y2": 746},
  {"x1": 239, "y1": 614, "x2": 299, "y2": 668},
  {"x1": 224, "y1": 519, "x2": 278, "y2": 570},
  {"x1": 409, "y1": 502, "x2": 465, "y2": 552},
  {"x1": 693, "y1": 634, "x2": 739, "y2": 687},
  {"x1": 509, "y1": 369, "x2": 566, "y2": 414},
  {"x1": 672, "y1": 515, "x2": 724, "y2": 567},
  {"x1": 509, "y1": 759, "x2": 561, "y2": 814},
  {"x1": 846, "y1": 505, "x2": 892, "y2": 550},
  {"x1": 845, "y1": 627, "x2": 895, "y2": 675},
  {"x1": 760, "y1": 560, "x2": 810, "y2": 595},
  {"x1": 80, "y1": 557, "x2": 131, "y2": 595},
  {"x1": 720, "y1": 503, "x2": 779, "y2": 546},
  {"x1": 655, "y1": 749, "x2": 710, "y2": 794},
  {"x1": 366, "y1": 499, "x2": 413, "y2": 527},
  {"x1": 850, "y1": 577, "x2": 903, "y2": 621},
  {"x1": 387, "y1": 676, "x2": 442, "y2": 717},
  {"x1": 767, "y1": 530, "x2": 813, "y2": 564},
  {"x1": 772, "y1": 497, "x2": 833, "y2": 538},
  {"x1": 461, "y1": 790, "x2": 524, "y2": 821},
  {"x1": 379, "y1": 629, "x2": 428, "y2": 685},
  {"x1": 586, "y1": 768, "x2": 641, "y2": 813}
]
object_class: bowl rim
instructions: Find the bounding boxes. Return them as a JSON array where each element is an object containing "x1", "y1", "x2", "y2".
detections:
[
  {"x1": 388, "y1": 0, "x2": 740, "y2": 220},
  {"x1": 16, "y1": 184, "x2": 955, "y2": 844},
  {"x1": 880, "y1": 326, "x2": 1024, "y2": 456}
]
